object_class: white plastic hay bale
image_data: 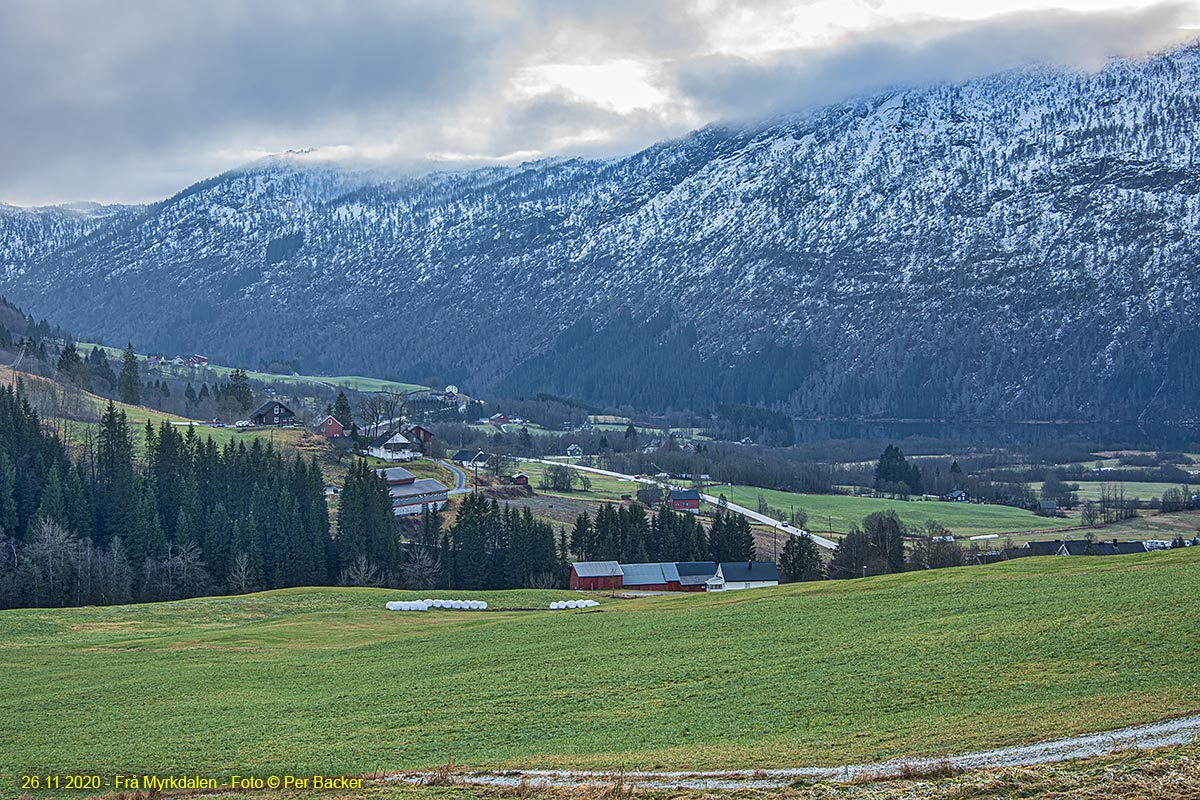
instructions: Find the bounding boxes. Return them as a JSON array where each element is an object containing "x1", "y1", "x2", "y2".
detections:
[
  {"x1": 465, "y1": 600, "x2": 478, "y2": 610},
  {"x1": 385, "y1": 601, "x2": 401, "y2": 611},
  {"x1": 549, "y1": 601, "x2": 562, "y2": 610},
  {"x1": 584, "y1": 599, "x2": 599, "y2": 607},
  {"x1": 479, "y1": 601, "x2": 488, "y2": 610},
  {"x1": 451, "y1": 600, "x2": 464, "y2": 609},
  {"x1": 470, "y1": 600, "x2": 484, "y2": 610},
  {"x1": 565, "y1": 600, "x2": 579, "y2": 609},
  {"x1": 422, "y1": 598, "x2": 434, "y2": 605}
]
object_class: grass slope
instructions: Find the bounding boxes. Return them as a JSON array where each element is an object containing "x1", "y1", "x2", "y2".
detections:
[
  {"x1": 3, "y1": 552, "x2": 1199, "y2": 798},
  {"x1": 720, "y1": 485, "x2": 1071, "y2": 536}
]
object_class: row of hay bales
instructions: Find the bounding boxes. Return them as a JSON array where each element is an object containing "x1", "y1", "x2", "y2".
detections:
[
  {"x1": 549, "y1": 600, "x2": 599, "y2": 610},
  {"x1": 384, "y1": 599, "x2": 488, "y2": 612}
]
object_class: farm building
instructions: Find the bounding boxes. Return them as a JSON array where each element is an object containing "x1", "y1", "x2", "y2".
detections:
[
  {"x1": 1019, "y1": 539, "x2": 1147, "y2": 557},
  {"x1": 675, "y1": 561, "x2": 718, "y2": 592},
  {"x1": 667, "y1": 488, "x2": 701, "y2": 514},
  {"x1": 403, "y1": 425, "x2": 435, "y2": 450},
  {"x1": 620, "y1": 562, "x2": 682, "y2": 592},
  {"x1": 566, "y1": 443, "x2": 583, "y2": 457},
  {"x1": 636, "y1": 487, "x2": 664, "y2": 507},
  {"x1": 375, "y1": 466, "x2": 448, "y2": 516},
  {"x1": 945, "y1": 489, "x2": 970, "y2": 502},
  {"x1": 569, "y1": 561, "x2": 624, "y2": 591},
  {"x1": 509, "y1": 472, "x2": 529, "y2": 486},
  {"x1": 451, "y1": 449, "x2": 489, "y2": 469},
  {"x1": 369, "y1": 430, "x2": 418, "y2": 462},
  {"x1": 314, "y1": 414, "x2": 347, "y2": 438},
  {"x1": 706, "y1": 561, "x2": 780, "y2": 592},
  {"x1": 250, "y1": 401, "x2": 296, "y2": 427}
]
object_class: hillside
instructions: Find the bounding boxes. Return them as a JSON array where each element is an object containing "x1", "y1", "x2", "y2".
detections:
[
  {"x1": 2, "y1": 550, "x2": 1197, "y2": 798},
  {"x1": 4, "y1": 47, "x2": 1200, "y2": 420}
]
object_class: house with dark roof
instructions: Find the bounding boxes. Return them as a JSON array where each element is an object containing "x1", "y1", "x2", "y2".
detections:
[
  {"x1": 451, "y1": 449, "x2": 489, "y2": 469},
  {"x1": 250, "y1": 401, "x2": 296, "y2": 427},
  {"x1": 675, "y1": 561, "x2": 718, "y2": 592},
  {"x1": 1021, "y1": 539, "x2": 1148, "y2": 557},
  {"x1": 569, "y1": 561, "x2": 624, "y2": 591},
  {"x1": 374, "y1": 466, "x2": 448, "y2": 516},
  {"x1": 945, "y1": 489, "x2": 970, "y2": 502},
  {"x1": 706, "y1": 561, "x2": 780, "y2": 591},
  {"x1": 1057, "y1": 540, "x2": 1147, "y2": 556},
  {"x1": 667, "y1": 488, "x2": 701, "y2": 514},
  {"x1": 566, "y1": 443, "x2": 583, "y2": 457},
  {"x1": 369, "y1": 430, "x2": 417, "y2": 462}
]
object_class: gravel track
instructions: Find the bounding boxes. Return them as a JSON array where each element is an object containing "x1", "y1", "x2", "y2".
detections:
[{"x1": 393, "y1": 714, "x2": 1200, "y2": 790}]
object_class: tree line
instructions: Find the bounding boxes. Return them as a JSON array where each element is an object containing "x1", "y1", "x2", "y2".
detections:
[{"x1": 0, "y1": 384, "x2": 401, "y2": 608}]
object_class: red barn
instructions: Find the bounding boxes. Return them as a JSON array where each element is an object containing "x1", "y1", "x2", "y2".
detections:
[
  {"x1": 620, "y1": 562, "x2": 682, "y2": 592},
  {"x1": 509, "y1": 472, "x2": 529, "y2": 486},
  {"x1": 569, "y1": 561, "x2": 624, "y2": 591},
  {"x1": 667, "y1": 488, "x2": 701, "y2": 514},
  {"x1": 315, "y1": 414, "x2": 346, "y2": 438}
]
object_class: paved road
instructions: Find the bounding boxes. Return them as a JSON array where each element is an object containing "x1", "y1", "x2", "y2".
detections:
[
  {"x1": 516, "y1": 457, "x2": 838, "y2": 550},
  {"x1": 434, "y1": 458, "x2": 471, "y2": 495}
]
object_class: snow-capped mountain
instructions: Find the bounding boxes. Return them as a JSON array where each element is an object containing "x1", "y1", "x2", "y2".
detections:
[{"x1": 4, "y1": 46, "x2": 1200, "y2": 421}]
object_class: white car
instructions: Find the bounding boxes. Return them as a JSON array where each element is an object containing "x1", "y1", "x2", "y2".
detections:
[{"x1": 235, "y1": 420, "x2": 252, "y2": 428}]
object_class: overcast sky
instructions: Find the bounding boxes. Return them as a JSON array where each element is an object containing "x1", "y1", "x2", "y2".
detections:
[{"x1": 1, "y1": 0, "x2": 1197, "y2": 205}]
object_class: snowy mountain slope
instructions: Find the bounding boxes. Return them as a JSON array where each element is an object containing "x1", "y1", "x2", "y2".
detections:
[
  {"x1": 0, "y1": 202, "x2": 137, "y2": 281},
  {"x1": 4, "y1": 46, "x2": 1200, "y2": 420}
]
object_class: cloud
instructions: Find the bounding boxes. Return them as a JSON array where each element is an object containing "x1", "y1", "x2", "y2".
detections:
[
  {"x1": 676, "y1": 3, "x2": 1197, "y2": 122},
  {"x1": 0, "y1": 0, "x2": 1194, "y2": 204}
]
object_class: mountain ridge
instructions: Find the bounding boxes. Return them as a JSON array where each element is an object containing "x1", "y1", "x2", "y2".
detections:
[{"x1": 3, "y1": 46, "x2": 1200, "y2": 421}]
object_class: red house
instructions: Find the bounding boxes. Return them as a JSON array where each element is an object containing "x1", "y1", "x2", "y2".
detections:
[
  {"x1": 667, "y1": 488, "x2": 701, "y2": 514},
  {"x1": 509, "y1": 472, "x2": 529, "y2": 486},
  {"x1": 569, "y1": 561, "x2": 624, "y2": 591},
  {"x1": 405, "y1": 425, "x2": 435, "y2": 445},
  {"x1": 315, "y1": 414, "x2": 346, "y2": 438}
]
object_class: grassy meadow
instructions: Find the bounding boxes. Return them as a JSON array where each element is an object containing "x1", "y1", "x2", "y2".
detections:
[
  {"x1": 3, "y1": 551, "x2": 1199, "y2": 798},
  {"x1": 718, "y1": 485, "x2": 1072, "y2": 536}
]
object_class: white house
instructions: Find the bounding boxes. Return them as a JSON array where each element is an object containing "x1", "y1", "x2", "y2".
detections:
[
  {"x1": 451, "y1": 449, "x2": 490, "y2": 469},
  {"x1": 369, "y1": 430, "x2": 418, "y2": 462},
  {"x1": 705, "y1": 561, "x2": 781, "y2": 592}
]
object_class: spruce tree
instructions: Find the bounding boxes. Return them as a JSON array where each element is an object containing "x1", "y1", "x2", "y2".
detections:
[
  {"x1": 118, "y1": 343, "x2": 140, "y2": 405},
  {"x1": 332, "y1": 391, "x2": 352, "y2": 427},
  {"x1": 780, "y1": 532, "x2": 824, "y2": 582}
]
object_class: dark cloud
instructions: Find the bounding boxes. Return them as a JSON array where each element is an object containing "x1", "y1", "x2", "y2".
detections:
[{"x1": 0, "y1": 1, "x2": 1192, "y2": 204}]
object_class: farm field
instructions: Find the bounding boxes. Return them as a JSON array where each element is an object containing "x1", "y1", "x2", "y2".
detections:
[
  {"x1": 65, "y1": 339, "x2": 428, "y2": 395},
  {"x1": 4, "y1": 366, "x2": 310, "y2": 455},
  {"x1": 718, "y1": 485, "x2": 1072, "y2": 536},
  {"x1": 3, "y1": 551, "x2": 1199, "y2": 799},
  {"x1": 1044, "y1": 480, "x2": 1196, "y2": 502},
  {"x1": 514, "y1": 460, "x2": 637, "y2": 501}
]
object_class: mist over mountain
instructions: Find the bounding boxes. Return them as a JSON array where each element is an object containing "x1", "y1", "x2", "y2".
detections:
[{"x1": 3, "y1": 46, "x2": 1200, "y2": 422}]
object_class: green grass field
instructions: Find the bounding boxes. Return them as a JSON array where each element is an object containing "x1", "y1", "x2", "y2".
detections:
[
  {"x1": 515, "y1": 461, "x2": 637, "y2": 501},
  {"x1": 718, "y1": 485, "x2": 1073, "y2": 536},
  {"x1": 64, "y1": 339, "x2": 428, "y2": 395},
  {"x1": 3, "y1": 551, "x2": 1199, "y2": 798},
  {"x1": 1035, "y1": 480, "x2": 1197, "y2": 502}
]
